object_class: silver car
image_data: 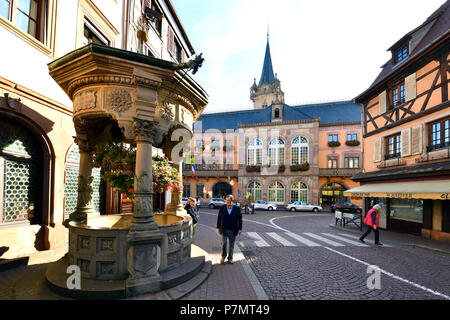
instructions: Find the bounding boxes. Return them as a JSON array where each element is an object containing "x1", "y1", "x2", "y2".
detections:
[
  {"x1": 253, "y1": 200, "x2": 277, "y2": 211},
  {"x1": 208, "y1": 198, "x2": 226, "y2": 209},
  {"x1": 286, "y1": 201, "x2": 322, "y2": 213}
]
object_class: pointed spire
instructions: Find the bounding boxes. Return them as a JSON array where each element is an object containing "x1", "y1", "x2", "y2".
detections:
[{"x1": 258, "y1": 35, "x2": 275, "y2": 86}]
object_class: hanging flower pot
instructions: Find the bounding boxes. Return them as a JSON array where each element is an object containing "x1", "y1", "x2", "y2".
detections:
[{"x1": 328, "y1": 141, "x2": 341, "y2": 147}]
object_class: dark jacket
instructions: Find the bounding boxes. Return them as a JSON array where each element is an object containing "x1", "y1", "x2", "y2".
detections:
[
  {"x1": 184, "y1": 203, "x2": 199, "y2": 224},
  {"x1": 217, "y1": 205, "x2": 242, "y2": 235}
]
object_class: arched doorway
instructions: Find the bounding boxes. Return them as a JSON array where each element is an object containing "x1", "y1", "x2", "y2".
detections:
[
  {"x1": 320, "y1": 182, "x2": 347, "y2": 208},
  {"x1": 212, "y1": 181, "x2": 232, "y2": 199},
  {"x1": 0, "y1": 116, "x2": 46, "y2": 252}
]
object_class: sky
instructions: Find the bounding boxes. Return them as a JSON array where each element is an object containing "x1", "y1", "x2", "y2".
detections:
[{"x1": 171, "y1": 0, "x2": 446, "y2": 113}]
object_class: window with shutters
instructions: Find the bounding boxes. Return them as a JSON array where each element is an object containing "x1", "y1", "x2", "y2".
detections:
[
  {"x1": 428, "y1": 116, "x2": 450, "y2": 152},
  {"x1": 167, "y1": 26, "x2": 174, "y2": 54},
  {"x1": 148, "y1": 0, "x2": 162, "y2": 35},
  {"x1": 385, "y1": 133, "x2": 402, "y2": 160},
  {"x1": 389, "y1": 82, "x2": 406, "y2": 109}
]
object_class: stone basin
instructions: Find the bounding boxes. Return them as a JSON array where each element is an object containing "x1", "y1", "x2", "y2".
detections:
[
  {"x1": 70, "y1": 214, "x2": 184, "y2": 230},
  {"x1": 68, "y1": 213, "x2": 192, "y2": 281}
]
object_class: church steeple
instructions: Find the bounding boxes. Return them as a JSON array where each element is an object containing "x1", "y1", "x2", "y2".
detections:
[
  {"x1": 250, "y1": 32, "x2": 284, "y2": 110},
  {"x1": 258, "y1": 35, "x2": 275, "y2": 86}
]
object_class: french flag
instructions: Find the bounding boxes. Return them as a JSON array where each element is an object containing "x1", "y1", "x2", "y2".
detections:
[{"x1": 191, "y1": 164, "x2": 195, "y2": 178}]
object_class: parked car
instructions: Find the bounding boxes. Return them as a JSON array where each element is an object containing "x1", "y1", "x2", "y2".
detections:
[
  {"x1": 208, "y1": 198, "x2": 226, "y2": 209},
  {"x1": 286, "y1": 201, "x2": 322, "y2": 213},
  {"x1": 330, "y1": 201, "x2": 362, "y2": 213},
  {"x1": 253, "y1": 200, "x2": 277, "y2": 211}
]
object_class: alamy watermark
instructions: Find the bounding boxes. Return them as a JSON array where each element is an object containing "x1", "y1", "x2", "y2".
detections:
[
  {"x1": 66, "y1": 265, "x2": 81, "y2": 290},
  {"x1": 366, "y1": 265, "x2": 381, "y2": 290}
]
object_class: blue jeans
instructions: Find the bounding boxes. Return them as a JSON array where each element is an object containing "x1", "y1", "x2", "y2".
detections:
[{"x1": 221, "y1": 229, "x2": 236, "y2": 261}]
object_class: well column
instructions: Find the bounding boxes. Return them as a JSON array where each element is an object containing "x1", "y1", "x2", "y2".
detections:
[
  {"x1": 126, "y1": 119, "x2": 163, "y2": 296},
  {"x1": 68, "y1": 122, "x2": 98, "y2": 223}
]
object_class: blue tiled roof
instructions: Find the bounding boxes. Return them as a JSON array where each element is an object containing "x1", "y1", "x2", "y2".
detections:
[
  {"x1": 258, "y1": 39, "x2": 275, "y2": 86},
  {"x1": 289, "y1": 101, "x2": 361, "y2": 124},
  {"x1": 195, "y1": 101, "x2": 361, "y2": 131},
  {"x1": 195, "y1": 107, "x2": 272, "y2": 131}
]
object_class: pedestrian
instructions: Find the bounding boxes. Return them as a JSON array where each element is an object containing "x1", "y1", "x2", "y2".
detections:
[
  {"x1": 217, "y1": 194, "x2": 242, "y2": 264},
  {"x1": 359, "y1": 204, "x2": 383, "y2": 246},
  {"x1": 185, "y1": 197, "x2": 199, "y2": 235}
]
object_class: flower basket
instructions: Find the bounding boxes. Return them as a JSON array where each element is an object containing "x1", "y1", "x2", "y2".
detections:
[
  {"x1": 345, "y1": 140, "x2": 360, "y2": 147},
  {"x1": 246, "y1": 165, "x2": 261, "y2": 173},
  {"x1": 278, "y1": 165, "x2": 286, "y2": 173},
  {"x1": 328, "y1": 141, "x2": 341, "y2": 147},
  {"x1": 290, "y1": 162, "x2": 310, "y2": 172}
]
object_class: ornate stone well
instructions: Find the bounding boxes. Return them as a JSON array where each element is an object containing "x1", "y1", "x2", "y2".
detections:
[{"x1": 45, "y1": 43, "x2": 208, "y2": 298}]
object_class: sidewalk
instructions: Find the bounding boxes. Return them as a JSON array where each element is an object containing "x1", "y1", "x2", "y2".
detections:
[
  {"x1": 0, "y1": 223, "x2": 265, "y2": 300},
  {"x1": 330, "y1": 222, "x2": 450, "y2": 254}
]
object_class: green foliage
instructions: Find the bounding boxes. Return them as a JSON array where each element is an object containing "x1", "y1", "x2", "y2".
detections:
[{"x1": 91, "y1": 142, "x2": 182, "y2": 199}]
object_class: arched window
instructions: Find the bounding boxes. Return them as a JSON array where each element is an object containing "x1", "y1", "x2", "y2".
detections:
[
  {"x1": 291, "y1": 136, "x2": 309, "y2": 165},
  {"x1": 247, "y1": 139, "x2": 262, "y2": 166},
  {"x1": 268, "y1": 138, "x2": 285, "y2": 165},
  {"x1": 64, "y1": 144, "x2": 102, "y2": 218},
  {"x1": 247, "y1": 181, "x2": 262, "y2": 201},
  {"x1": 268, "y1": 181, "x2": 285, "y2": 203},
  {"x1": 291, "y1": 182, "x2": 308, "y2": 203}
]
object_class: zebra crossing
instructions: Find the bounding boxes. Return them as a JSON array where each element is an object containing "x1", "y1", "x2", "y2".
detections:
[{"x1": 238, "y1": 231, "x2": 392, "y2": 248}]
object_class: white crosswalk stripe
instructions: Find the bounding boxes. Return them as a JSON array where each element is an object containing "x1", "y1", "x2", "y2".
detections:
[
  {"x1": 247, "y1": 232, "x2": 270, "y2": 247},
  {"x1": 303, "y1": 233, "x2": 346, "y2": 247},
  {"x1": 267, "y1": 232, "x2": 296, "y2": 246},
  {"x1": 321, "y1": 233, "x2": 368, "y2": 246},
  {"x1": 238, "y1": 231, "x2": 393, "y2": 248},
  {"x1": 285, "y1": 232, "x2": 321, "y2": 247},
  {"x1": 338, "y1": 233, "x2": 393, "y2": 247}
]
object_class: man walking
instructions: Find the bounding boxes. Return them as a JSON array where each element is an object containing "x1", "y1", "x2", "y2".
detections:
[
  {"x1": 360, "y1": 204, "x2": 383, "y2": 246},
  {"x1": 217, "y1": 194, "x2": 242, "y2": 264}
]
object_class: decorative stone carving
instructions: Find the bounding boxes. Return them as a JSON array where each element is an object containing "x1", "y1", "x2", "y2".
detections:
[
  {"x1": 161, "y1": 102, "x2": 175, "y2": 121},
  {"x1": 68, "y1": 75, "x2": 133, "y2": 97},
  {"x1": 100, "y1": 239, "x2": 114, "y2": 252},
  {"x1": 128, "y1": 245, "x2": 160, "y2": 278},
  {"x1": 78, "y1": 259, "x2": 90, "y2": 273},
  {"x1": 79, "y1": 236, "x2": 91, "y2": 249},
  {"x1": 134, "y1": 195, "x2": 153, "y2": 215},
  {"x1": 99, "y1": 262, "x2": 114, "y2": 275},
  {"x1": 107, "y1": 89, "x2": 133, "y2": 113},
  {"x1": 77, "y1": 175, "x2": 94, "y2": 208},
  {"x1": 135, "y1": 173, "x2": 151, "y2": 193},
  {"x1": 133, "y1": 119, "x2": 164, "y2": 144},
  {"x1": 73, "y1": 89, "x2": 98, "y2": 112},
  {"x1": 118, "y1": 121, "x2": 135, "y2": 142}
]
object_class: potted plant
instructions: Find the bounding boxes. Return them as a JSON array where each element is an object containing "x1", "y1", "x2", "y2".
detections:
[
  {"x1": 290, "y1": 162, "x2": 310, "y2": 172},
  {"x1": 345, "y1": 140, "x2": 360, "y2": 147},
  {"x1": 328, "y1": 141, "x2": 341, "y2": 147},
  {"x1": 246, "y1": 165, "x2": 261, "y2": 173},
  {"x1": 278, "y1": 165, "x2": 286, "y2": 173},
  {"x1": 91, "y1": 142, "x2": 182, "y2": 211}
]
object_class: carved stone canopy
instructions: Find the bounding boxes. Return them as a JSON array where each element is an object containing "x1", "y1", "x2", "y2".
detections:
[{"x1": 48, "y1": 43, "x2": 208, "y2": 146}]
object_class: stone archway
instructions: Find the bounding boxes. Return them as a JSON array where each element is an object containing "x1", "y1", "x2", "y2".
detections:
[
  {"x1": 320, "y1": 182, "x2": 348, "y2": 208},
  {"x1": 212, "y1": 181, "x2": 233, "y2": 199}
]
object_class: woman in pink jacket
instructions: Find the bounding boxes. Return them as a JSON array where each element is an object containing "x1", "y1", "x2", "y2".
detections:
[{"x1": 359, "y1": 204, "x2": 383, "y2": 246}]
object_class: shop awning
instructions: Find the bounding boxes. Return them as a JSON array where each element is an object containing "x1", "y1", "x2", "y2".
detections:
[{"x1": 344, "y1": 180, "x2": 450, "y2": 200}]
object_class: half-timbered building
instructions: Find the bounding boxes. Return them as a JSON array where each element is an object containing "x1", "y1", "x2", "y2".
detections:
[{"x1": 346, "y1": 1, "x2": 450, "y2": 240}]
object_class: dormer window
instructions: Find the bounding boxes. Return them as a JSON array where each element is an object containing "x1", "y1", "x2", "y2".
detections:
[
  {"x1": 394, "y1": 43, "x2": 409, "y2": 65},
  {"x1": 274, "y1": 108, "x2": 280, "y2": 119}
]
